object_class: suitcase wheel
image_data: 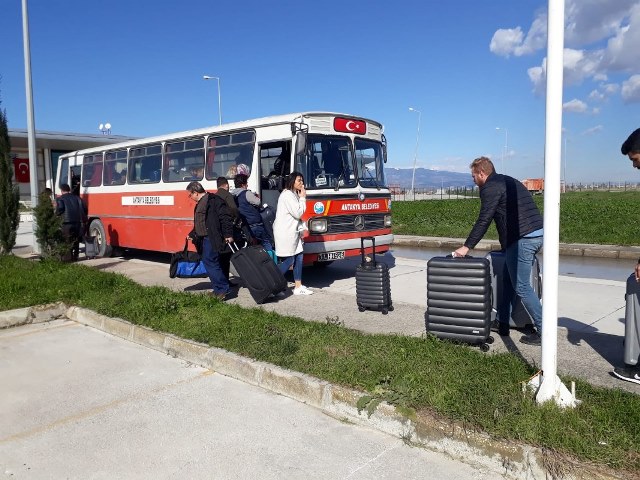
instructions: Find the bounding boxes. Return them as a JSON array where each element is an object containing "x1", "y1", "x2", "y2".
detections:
[
  {"x1": 358, "y1": 305, "x2": 366, "y2": 312},
  {"x1": 388, "y1": 306, "x2": 394, "y2": 312},
  {"x1": 487, "y1": 336, "x2": 494, "y2": 344},
  {"x1": 480, "y1": 343, "x2": 490, "y2": 352},
  {"x1": 382, "y1": 308, "x2": 388, "y2": 315}
]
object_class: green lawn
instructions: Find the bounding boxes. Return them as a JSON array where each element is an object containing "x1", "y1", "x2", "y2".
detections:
[
  {"x1": 1, "y1": 255, "x2": 638, "y2": 475},
  {"x1": 392, "y1": 191, "x2": 640, "y2": 246}
]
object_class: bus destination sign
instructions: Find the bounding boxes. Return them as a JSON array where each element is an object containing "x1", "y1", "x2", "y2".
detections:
[{"x1": 122, "y1": 196, "x2": 174, "y2": 206}]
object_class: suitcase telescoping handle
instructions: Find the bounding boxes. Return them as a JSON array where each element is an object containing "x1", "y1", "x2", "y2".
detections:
[
  {"x1": 360, "y1": 236, "x2": 377, "y2": 264},
  {"x1": 227, "y1": 241, "x2": 242, "y2": 254}
]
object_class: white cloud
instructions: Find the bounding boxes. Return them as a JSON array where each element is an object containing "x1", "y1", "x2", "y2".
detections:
[
  {"x1": 582, "y1": 125, "x2": 603, "y2": 135},
  {"x1": 563, "y1": 99, "x2": 588, "y2": 113},
  {"x1": 491, "y1": 1, "x2": 640, "y2": 105},
  {"x1": 489, "y1": 27, "x2": 524, "y2": 57},
  {"x1": 622, "y1": 74, "x2": 640, "y2": 102},
  {"x1": 490, "y1": 16, "x2": 547, "y2": 57},
  {"x1": 588, "y1": 89, "x2": 605, "y2": 101}
]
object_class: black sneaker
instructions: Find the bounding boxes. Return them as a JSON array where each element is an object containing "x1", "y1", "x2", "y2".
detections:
[
  {"x1": 519, "y1": 332, "x2": 541, "y2": 346},
  {"x1": 490, "y1": 320, "x2": 510, "y2": 336},
  {"x1": 612, "y1": 365, "x2": 640, "y2": 385}
]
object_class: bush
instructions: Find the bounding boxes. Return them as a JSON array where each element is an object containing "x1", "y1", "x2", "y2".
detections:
[
  {"x1": 0, "y1": 102, "x2": 19, "y2": 255},
  {"x1": 33, "y1": 191, "x2": 67, "y2": 260}
]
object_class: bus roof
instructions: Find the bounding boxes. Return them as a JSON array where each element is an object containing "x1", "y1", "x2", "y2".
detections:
[{"x1": 59, "y1": 112, "x2": 384, "y2": 158}]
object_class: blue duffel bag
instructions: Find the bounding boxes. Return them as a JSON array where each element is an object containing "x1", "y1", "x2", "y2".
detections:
[{"x1": 169, "y1": 240, "x2": 208, "y2": 279}]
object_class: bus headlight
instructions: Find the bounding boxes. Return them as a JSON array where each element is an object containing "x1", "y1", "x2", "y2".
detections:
[
  {"x1": 384, "y1": 214, "x2": 392, "y2": 227},
  {"x1": 309, "y1": 217, "x2": 328, "y2": 233}
]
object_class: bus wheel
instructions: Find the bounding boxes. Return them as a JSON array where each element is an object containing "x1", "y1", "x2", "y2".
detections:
[{"x1": 88, "y1": 219, "x2": 113, "y2": 257}]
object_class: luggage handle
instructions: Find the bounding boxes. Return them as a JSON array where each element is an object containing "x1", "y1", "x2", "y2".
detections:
[
  {"x1": 227, "y1": 241, "x2": 242, "y2": 254},
  {"x1": 360, "y1": 236, "x2": 377, "y2": 265}
]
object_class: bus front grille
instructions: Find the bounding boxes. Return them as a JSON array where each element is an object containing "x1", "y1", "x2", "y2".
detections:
[{"x1": 326, "y1": 213, "x2": 387, "y2": 234}]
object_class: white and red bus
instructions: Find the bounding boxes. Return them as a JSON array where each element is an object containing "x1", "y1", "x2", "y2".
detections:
[{"x1": 56, "y1": 112, "x2": 393, "y2": 264}]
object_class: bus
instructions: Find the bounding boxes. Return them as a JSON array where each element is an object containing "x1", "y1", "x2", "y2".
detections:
[{"x1": 56, "y1": 112, "x2": 393, "y2": 264}]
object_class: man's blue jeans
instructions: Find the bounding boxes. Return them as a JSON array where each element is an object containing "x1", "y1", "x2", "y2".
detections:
[
  {"x1": 202, "y1": 237, "x2": 229, "y2": 295},
  {"x1": 501, "y1": 236, "x2": 543, "y2": 333}
]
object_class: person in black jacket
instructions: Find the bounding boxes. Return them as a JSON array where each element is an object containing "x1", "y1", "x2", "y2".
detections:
[
  {"x1": 613, "y1": 128, "x2": 640, "y2": 385},
  {"x1": 186, "y1": 181, "x2": 234, "y2": 300},
  {"x1": 453, "y1": 157, "x2": 544, "y2": 345},
  {"x1": 56, "y1": 183, "x2": 87, "y2": 261}
]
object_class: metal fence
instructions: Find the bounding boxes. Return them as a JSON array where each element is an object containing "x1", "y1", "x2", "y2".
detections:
[{"x1": 390, "y1": 183, "x2": 640, "y2": 202}]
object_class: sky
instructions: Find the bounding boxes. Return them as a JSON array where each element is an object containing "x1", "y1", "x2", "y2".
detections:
[{"x1": 1, "y1": 0, "x2": 640, "y2": 183}]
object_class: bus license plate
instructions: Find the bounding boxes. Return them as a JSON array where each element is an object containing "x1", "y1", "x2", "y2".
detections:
[{"x1": 318, "y1": 251, "x2": 345, "y2": 262}]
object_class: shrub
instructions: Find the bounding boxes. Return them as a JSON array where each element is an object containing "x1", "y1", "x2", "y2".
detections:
[
  {"x1": 0, "y1": 100, "x2": 20, "y2": 255},
  {"x1": 33, "y1": 191, "x2": 67, "y2": 260}
]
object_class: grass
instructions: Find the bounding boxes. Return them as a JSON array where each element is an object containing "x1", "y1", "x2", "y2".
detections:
[
  {"x1": 1, "y1": 255, "x2": 639, "y2": 475},
  {"x1": 392, "y1": 191, "x2": 640, "y2": 246}
]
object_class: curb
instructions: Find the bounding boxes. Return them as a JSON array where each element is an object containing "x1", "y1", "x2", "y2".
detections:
[
  {"x1": 0, "y1": 302, "x2": 67, "y2": 329},
  {"x1": 392, "y1": 235, "x2": 640, "y2": 260}
]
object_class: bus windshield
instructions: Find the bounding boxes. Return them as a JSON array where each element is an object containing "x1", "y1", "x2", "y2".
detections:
[
  {"x1": 302, "y1": 135, "x2": 356, "y2": 190},
  {"x1": 355, "y1": 138, "x2": 386, "y2": 188}
]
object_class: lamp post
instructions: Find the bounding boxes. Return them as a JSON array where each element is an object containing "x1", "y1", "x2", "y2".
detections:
[
  {"x1": 495, "y1": 127, "x2": 508, "y2": 173},
  {"x1": 202, "y1": 75, "x2": 222, "y2": 126},
  {"x1": 409, "y1": 107, "x2": 421, "y2": 197}
]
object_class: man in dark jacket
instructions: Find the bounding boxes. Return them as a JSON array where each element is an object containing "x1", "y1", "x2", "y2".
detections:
[
  {"x1": 613, "y1": 128, "x2": 640, "y2": 385},
  {"x1": 56, "y1": 183, "x2": 87, "y2": 261},
  {"x1": 186, "y1": 181, "x2": 234, "y2": 300},
  {"x1": 214, "y1": 176, "x2": 239, "y2": 282},
  {"x1": 454, "y1": 157, "x2": 544, "y2": 345}
]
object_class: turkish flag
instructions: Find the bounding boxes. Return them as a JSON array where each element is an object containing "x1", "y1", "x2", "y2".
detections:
[{"x1": 13, "y1": 158, "x2": 30, "y2": 183}]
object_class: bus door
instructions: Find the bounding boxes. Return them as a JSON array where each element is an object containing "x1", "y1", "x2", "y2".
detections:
[{"x1": 258, "y1": 140, "x2": 291, "y2": 209}]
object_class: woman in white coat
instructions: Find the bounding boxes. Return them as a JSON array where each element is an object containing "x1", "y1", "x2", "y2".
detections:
[{"x1": 273, "y1": 171, "x2": 313, "y2": 295}]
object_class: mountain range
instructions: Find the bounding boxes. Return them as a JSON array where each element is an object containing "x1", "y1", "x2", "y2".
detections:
[{"x1": 385, "y1": 167, "x2": 475, "y2": 189}]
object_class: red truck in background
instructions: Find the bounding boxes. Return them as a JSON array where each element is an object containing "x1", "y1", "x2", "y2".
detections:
[{"x1": 521, "y1": 178, "x2": 544, "y2": 194}]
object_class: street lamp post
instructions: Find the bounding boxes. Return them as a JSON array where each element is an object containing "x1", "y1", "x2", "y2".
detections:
[
  {"x1": 495, "y1": 127, "x2": 508, "y2": 173},
  {"x1": 409, "y1": 107, "x2": 421, "y2": 197},
  {"x1": 202, "y1": 75, "x2": 222, "y2": 126}
]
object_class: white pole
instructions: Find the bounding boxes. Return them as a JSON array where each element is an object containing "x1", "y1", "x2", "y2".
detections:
[
  {"x1": 504, "y1": 128, "x2": 508, "y2": 174},
  {"x1": 216, "y1": 77, "x2": 222, "y2": 126},
  {"x1": 203, "y1": 75, "x2": 222, "y2": 125},
  {"x1": 531, "y1": 0, "x2": 577, "y2": 407},
  {"x1": 409, "y1": 107, "x2": 421, "y2": 197},
  {"x1": 22, "y1": 0, "x2": 39, "y2": 254}
]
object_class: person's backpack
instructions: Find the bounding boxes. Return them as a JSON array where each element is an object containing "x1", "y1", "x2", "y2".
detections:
[{"x1": 260, "y1": 204, "x2": 276, "y2": 243}]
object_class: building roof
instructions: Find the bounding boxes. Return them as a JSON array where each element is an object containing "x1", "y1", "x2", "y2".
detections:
[{"x1": 8, "y1": 129, "x2": 137, "y2": 151}]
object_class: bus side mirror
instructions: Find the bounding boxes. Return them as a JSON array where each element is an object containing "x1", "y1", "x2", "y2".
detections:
[
  {"x1": 382, "y1": 134, "x2": 388, "y2": 163},
  {"x1": 295, "y1": 131, "x2": 307, "y2": 156}
]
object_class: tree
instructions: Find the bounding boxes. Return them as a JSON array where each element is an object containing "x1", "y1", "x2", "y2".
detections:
[
  {"x1": 0, "y1": 98, "x2": 20, "y2": 255},
  {"x1": 33, "y1": 190, "x2": 66, "y2": 260}
]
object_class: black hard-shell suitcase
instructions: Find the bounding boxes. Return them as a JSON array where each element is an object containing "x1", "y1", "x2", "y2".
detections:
[
  {"x1": 356, "y1": 237, "x2": 393, "y2": 314},
  {"x1": 229, "y1": 243, "x2": 286, "y2": 304},
  {"x1": 426, "y1": 256, "x2": 494, "y2": 351},
  {"x1": 624, "y1": 274, "x2": 640, "y2": 366},
  {"x1": 486, "y1": 250, "x2": 541, "y2": 329},
  {"x1": 84, "y1": 235, "x2": 98, "y2": 259}
]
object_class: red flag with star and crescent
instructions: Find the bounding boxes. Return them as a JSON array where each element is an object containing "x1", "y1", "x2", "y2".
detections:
[{"x1": 13, "y1": 158, "x2": 30, "y2": 183}]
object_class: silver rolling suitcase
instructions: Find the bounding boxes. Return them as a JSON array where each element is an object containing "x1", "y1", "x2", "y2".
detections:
[
  {"x1": 486, "y1": 251, "x2": 541, "y2": 329},
  {"x1": 624, "y1": 274, "x2": 640, "y2": 366}
]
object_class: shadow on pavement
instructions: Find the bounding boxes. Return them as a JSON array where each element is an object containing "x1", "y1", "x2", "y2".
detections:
[{"x1": 561, "y1": 316, "x2": 623, "y2": 367}]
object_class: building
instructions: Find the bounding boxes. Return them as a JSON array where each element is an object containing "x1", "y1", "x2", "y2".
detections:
[{"x1": 8, "y1": 129, "x2": 136, "y2": 203}]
